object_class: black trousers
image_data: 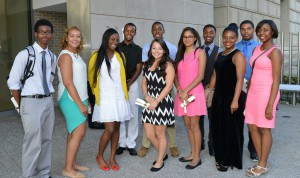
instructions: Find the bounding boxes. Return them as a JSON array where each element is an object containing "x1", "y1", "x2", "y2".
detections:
[{"x1": 199, "y1": 107, "x2": 213, "y2": 149}]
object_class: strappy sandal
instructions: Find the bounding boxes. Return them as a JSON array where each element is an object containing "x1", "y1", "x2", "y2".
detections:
[
  {"x1": 216, "y1": 162, "x2": 228, "y2": 172},
  {"x1": 246, "y1": 165, "x2": 269, "y2": 177},
  {"x1": 247, "y1": 163, "x2": 271, "y2": 173}
]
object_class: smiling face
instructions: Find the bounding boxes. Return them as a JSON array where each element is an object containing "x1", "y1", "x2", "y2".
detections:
[
  {"x1": 107, "y1": 33, "x2": 119, "y2": 51},
  {"x1": 123, "y1": 25, "x2": 136, "y2": 42},
  {"x1": 35, "y1": 25, "x2": 52, "y2": 48},
  {"x1": 66, "y1": 29, "x2": 82, "y2": 49},
  {"x1": 203, "y1": 26, "x2": 216, "y2": 45},
  {"x1": 222, "y1": 30, "x2": 238, "y2": 49},
  {"x1": 151, "y1": 23, "x2": 164, "y2": 39},
  {"x1": 257, "y1": 23, "x2": 273, "y2": 43},
  {"x1": 240, "y1": 23, "x2": 254, "y2": 41},
  {"x1": 151, "y1": 41, "x2": 164, "y2": 60},
  {"x1": 182, "y1": 30, "x2": 196, "y2": 47}
]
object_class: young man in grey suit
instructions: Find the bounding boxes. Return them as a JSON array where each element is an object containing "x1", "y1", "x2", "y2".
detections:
[{"x1": 7, "y1": 19, "x2": 56, "y2": 178}]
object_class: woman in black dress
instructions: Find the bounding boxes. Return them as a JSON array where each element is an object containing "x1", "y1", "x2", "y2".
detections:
[
  {"x1": 142, "y1": 39, "x2": 175, "y2": 172},
  {"x1": 207, "y1": 23, "x2": 246, "y2": 171}
]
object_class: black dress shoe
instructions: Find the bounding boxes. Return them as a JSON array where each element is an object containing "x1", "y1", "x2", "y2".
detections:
[
  {"x1": 150, "y1": 163, "x2": 164, "y2": 172},
  {"x1": 116, "y1": 146, "x2": 126, "y2": 155},
  {"x1": 153, "y1": 154, "x2": 168, "y2": 165},
  {"x1": 127, "y1": 148, "x2": 137, "y2": 156},
  {"x1": 250, "y1": 152, "x2": 258, "y2": 161},
  {"x1": 186, "y1": 160, "x2": 202, "y2": 169}
]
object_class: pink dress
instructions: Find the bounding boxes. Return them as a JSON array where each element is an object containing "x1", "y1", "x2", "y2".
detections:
[
  {"x1": 245, "y1": 45, "x2": 280, "y2": 128},
  {"x1": 174, "y1": 49, "x2": 207, "y2": 117}
]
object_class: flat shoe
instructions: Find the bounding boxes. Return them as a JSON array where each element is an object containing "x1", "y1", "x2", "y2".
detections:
[
  {"x1": 153, "y1": 154, "x2": 168, "y2": 165},
  {"x1": 186, "y1": 160, "x2": 202, "y2": 170},
  {"x1": 179, "y1": 157, "x2": 193, "y2": 162},
  {"x1": 150, "y1": 163, "x2": 164, "y2": 172},
  {"x1": 111, "y1": 164, "x2": 120, "y2": 171},
  {"x1": 62, "y1": 170, "x2": 86, "y2": 178},
  {"x1": 95, "y1": 156, "x2": 110, "y2": 171},
  {"x1": 75, "y1": 165, "x2": 90, "y2": 171}
]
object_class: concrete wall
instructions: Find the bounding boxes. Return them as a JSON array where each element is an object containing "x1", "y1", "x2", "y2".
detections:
[
  {"x1": 214, "y1": 0, "x2": 281, "y2": 43},
  {"x1": 89, "y1": 0, "x2": 214, "y2": 51}
]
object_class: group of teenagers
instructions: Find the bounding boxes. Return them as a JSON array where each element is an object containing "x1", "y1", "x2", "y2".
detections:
[{"x1": 7, "y1": 17, "x2": 282, "y2": 178}]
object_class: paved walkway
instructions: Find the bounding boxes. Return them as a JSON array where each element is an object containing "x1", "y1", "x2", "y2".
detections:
[{"x1": 0, "y1": 103, "x2": 300, "y2": 178}]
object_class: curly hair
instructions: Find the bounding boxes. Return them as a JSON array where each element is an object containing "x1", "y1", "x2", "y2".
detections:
[{"x1": 60, "y1": 26, "x2": 83, "y2": 52}]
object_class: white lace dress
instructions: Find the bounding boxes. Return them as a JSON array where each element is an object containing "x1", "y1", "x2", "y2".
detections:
[{"x1": 92, "y1": 54, "x2": 131, "y2": 122}]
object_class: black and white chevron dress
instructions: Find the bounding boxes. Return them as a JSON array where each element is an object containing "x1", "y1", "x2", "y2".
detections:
[{"x1": 142, "y1": 67, "x2": 175, "y2": 126}]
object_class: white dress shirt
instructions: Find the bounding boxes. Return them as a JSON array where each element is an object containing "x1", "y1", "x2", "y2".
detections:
[{"x1": 7, "y1": 42, "x2": 57, "y2": 95}]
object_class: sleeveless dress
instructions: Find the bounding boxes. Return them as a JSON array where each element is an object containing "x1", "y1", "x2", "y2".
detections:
[
  {"x1": 142, "y1": 66, "x2": 175, "y2": 125},
  {"x1": 245, "y1": 45, "x2": 280, "y2": 128},
  {"x1": 174, "y1": 49, "x2": 207, "y2": 116},
  {"x1": 211, "y1": 49, "x2": 245, "y2": 169},
  {"x1": 57, "y1": 50, "x2": 88, "y2": 134},
  {"x1": 92, "y1": 54, "x2": 131, "y2": 123}
]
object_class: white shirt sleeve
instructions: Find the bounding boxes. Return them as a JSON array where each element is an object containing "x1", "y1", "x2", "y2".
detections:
[{"x1": 7, "y1": 50, "x2": 28, "y2": 90}]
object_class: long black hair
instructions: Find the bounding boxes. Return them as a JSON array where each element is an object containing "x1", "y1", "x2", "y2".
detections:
[
  {"x1": 174, "y1": 27, "x2": 201, "y2": 71},
  {"x1": 145, "y1": 39, "x2": 171, "y2": 77},
  {"x1": 93, "y1": 28, "x2": 124, "y2": 86}
]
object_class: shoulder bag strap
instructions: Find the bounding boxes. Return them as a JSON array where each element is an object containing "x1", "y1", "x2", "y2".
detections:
[{"x1": 248, "y1": 45, "x2": 275, "y2": 91}]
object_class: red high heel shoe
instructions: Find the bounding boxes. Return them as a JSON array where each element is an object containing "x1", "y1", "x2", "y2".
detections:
[{"x1": 96, "y1": 155, "x2": 110, "y2": 171}]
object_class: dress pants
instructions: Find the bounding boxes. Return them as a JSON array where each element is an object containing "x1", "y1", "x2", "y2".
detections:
[
  {"x1": 200, "y1": 107, "x2": 213, "y2": 149},
  {"x1": 142, "y1": 126, "x2": 176, "y2": 148},
  {"x1": 119, "y1": 81, "x2": 139, "y2": 148},
  {"x1": 20, "y1": 97, "x2": 55, "y2": 178}
]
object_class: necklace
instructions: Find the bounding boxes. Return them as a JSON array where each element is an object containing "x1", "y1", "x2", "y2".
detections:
[
  {"x1": 66, "y1": 48, "x2": 78, "y2": 58},
  {"x1": 222, "y1": 47, "x2": 236, "y2": 56},
  {"x1": 73, "y1": 53, "x2": 78, "y2": 58}
]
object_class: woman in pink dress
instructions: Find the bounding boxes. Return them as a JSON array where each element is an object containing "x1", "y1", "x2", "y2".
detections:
[
  {"x1": 245, "y1": 20, "x2": 282, "y2": 177},
  {"x1": 174, "y1": 27, "x2": 207, "y2": 169}
]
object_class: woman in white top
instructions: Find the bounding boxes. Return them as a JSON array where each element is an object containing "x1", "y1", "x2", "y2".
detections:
[
  {"x1": 57, "y1": 26, "x2": 89, "y2": 178},
  {"x1": 88, "y1": 28, "x2": 131, "y2": 171}
]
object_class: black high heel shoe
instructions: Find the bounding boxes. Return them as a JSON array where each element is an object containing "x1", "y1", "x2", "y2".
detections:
[{"x1": 216, "y1": 162, "x2": 228, "y2": 172}]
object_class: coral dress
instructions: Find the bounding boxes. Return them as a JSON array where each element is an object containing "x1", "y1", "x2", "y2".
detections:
[
  {"x1": 245, "y1": 45, "x2": 280, "y2": 128},
  {"x1": 174, "y1": 49, "x2": 207, "y2": 117}
]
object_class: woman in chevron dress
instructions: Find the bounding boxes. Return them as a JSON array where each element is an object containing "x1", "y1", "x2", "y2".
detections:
[{"x1": 142, "y1": 39, "x2": 175, "y2": 172}]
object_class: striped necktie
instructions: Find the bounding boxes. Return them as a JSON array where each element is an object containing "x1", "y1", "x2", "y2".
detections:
[{"x1": 42, "y1": 51, "x2": 50, "y2": 95}]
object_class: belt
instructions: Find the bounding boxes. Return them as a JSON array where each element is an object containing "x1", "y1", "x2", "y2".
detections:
[{"x1": 22, "y1": 94, "x2": 51, "y2": 99}]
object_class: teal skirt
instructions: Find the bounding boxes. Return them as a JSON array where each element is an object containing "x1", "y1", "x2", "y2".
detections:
[{"x1": 59, "y1": 89, "x2": 88, "y2": 134}]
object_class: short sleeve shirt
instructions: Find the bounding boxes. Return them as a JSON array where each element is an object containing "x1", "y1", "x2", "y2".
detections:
[{"x1": 119, "y1": 41, "x2": 142, "y2": 81}]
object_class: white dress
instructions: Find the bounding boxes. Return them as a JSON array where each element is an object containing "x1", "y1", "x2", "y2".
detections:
[{"x1": 92, "y1": 54, "x2": 131, "y2": 122}]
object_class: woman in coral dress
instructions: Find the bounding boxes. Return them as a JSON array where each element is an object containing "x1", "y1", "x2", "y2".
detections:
[
  {"x1": 245, "y1": 20, "x2": 282, "y2": 177},
  {"x1": 174, "y1": 27, "x2": 207, "y2": 169}
]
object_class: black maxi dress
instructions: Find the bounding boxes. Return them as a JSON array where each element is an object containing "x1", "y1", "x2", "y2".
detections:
[{"x1": 211, "y1": 49, "x2": 245, "y2": 169}]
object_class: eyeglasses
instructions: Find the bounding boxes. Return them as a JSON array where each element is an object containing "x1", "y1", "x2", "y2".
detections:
[
  {"x1": 38, "y1": 30, "x2": 51, "y2": 36},
  {"x1": 182, "y1": 35, "x2": 194, "y2": 40}
]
